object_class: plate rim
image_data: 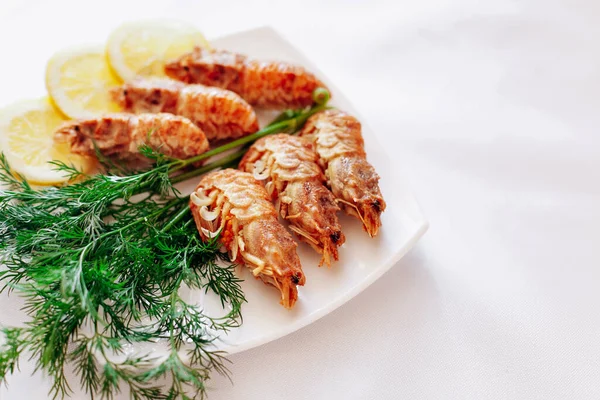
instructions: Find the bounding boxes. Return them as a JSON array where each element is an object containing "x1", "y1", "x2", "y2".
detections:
[{"x1": 0, "y1": 25, "x2": 430, "y2": 361}]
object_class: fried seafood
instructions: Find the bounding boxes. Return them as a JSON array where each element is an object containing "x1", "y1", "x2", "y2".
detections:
[
  {"x1": 239, "y1": 134, "x2": 344, "y2": 266},
  {"x1": 112, "y1": 78, "x2": 259, "y2": 141},
  {"x1": 299, "y1": 109, "x2": 385, "y2": 237},
  {"x1": 190, "y1": 169, "x2": 305, "y2": 309},
  {"x1": 54, "y1": 113, "x2": 209, "y2": 163},
  {"x1": 165, "y1": 47, "x2": 327, "y2": 109}
]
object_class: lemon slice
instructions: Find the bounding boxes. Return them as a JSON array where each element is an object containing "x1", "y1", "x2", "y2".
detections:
[
  {"x1": 46, "y1": 45, "x2": 123, "y2": 119},
  {"x1": 0, "y1": 98, "x2": 95, "y2": 185},
  {"x1": 106, "y1": 19, "x2": 209, "y2": 81}
]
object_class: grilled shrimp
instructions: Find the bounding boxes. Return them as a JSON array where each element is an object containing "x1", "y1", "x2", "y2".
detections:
[
  {"x1": 299, "y1": 109, "x2": 386, "y2": 237},
  {"x1": 54, "y1": 113, "x2": 209, "y2": 163},
  {"x1": 239, "y1": 134, "x2": 344, "y2": 267},
  {"x1": 112, "y1": 78, "x2": 259, "y2": 141},
  {"x1": 190, "y1": 169, "x2": 305, "y2": 309},
  {"x1": 165, "y1": 47, "x2": 327, "y2": 109}
]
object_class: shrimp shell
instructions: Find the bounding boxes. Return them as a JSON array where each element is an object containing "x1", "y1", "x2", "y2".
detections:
[
  {"x1": 240, "y1": 134, "x2": 345, "y2": 266},
  {"x1": 54, "y1": 113, "x2": 209, "y2": 163},
  {"x1": 190, "y1": 169, "x2": 305, "y2": 309},
  {"x1": 112, "y1": 78, "x2": 259, "y2": 141},
  {"x1": 165, "y1": 47, "x2": 328, "y2": 109},
  {"x1": 299, "y1": 109, "x2": 386, "y2": 237}
]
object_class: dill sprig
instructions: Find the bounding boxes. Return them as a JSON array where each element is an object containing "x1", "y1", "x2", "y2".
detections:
[{"x1": 0, "y1": 92, "x2": 330, "y2": 399}]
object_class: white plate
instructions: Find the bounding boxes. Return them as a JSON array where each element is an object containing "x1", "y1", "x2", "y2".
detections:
[
  {"x1": 182, "y1": 27, "x2": 429, "y2": 354},
  {"x1": 0, "y1": 27, "x2": 428, "y2": 358}
]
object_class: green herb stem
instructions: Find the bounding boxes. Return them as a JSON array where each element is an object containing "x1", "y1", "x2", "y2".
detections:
[
  {"x1": 170, "y1": 148, "x2": 247, "y2": 185},
  {"x1": 161, "y1": 204, "x2": 190, "y2": 233},
  {"x1": 171, "y1": 100, "x2": 329, "y2": 171}
]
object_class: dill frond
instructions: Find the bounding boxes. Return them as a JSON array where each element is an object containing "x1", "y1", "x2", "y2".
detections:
[{"x1": 0, "y1": 92, "x2": 330, "y2": 399}]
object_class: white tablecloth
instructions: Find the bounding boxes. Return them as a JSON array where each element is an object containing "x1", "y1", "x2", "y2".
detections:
[{"x1": 1, "y1": 0, "x2": 600, "y2": 398}]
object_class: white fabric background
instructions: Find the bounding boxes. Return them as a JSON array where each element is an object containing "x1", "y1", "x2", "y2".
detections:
[{"x1": 1, "y1": 0, "x2": 600, "y2": 398}]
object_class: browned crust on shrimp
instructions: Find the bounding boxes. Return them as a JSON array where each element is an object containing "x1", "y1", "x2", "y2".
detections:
[
  {"x1": 190, "y1": 169, "x2": 305, "y2": 309},
  {"x1": 54, "y1": 113, "x2": 209, "y2": 163},
  {"x1": 111, "y1": 78, "x2": 259, "y2": 141},
  {"x1": 299, "y1": 109, "x2": 386, "y2": 237},
  {"x1": 165, "y1": 47, "x2": 327, "y2": 109},
  {"x1": 240, "y1": 134, "x2": 345, "y2": 266}
]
